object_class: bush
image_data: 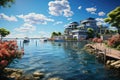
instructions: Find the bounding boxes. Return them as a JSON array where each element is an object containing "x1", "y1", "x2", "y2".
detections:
[
  {"x1": 107, "y1": 34, "x2": 120, "y2": 48},
  {"x1": 92, "y1": 38, "x2": 102, "y2": 43},
  {"x1": 0, "y1": 40, "x2": 24, "y2": 70}
]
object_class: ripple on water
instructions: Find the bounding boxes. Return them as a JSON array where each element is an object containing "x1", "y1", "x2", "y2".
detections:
[{"x1": 7, "y1": 40, "x2": 120, "y2": 80}]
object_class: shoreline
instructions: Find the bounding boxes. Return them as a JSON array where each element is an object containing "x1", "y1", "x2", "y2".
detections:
[
  {"x1": 85, "y1": 43, "x2": 120, "y2": 69},
  {"x1": 0, "y1": 68, "x2": 63, "y2": 80}
]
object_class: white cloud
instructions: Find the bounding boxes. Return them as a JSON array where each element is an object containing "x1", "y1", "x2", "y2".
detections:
[
  {"x1": 17, "y1": 13, "x2": 54, "y2": 24},
  {"x1": 0, "y1": 13, "x2": 17, "y2": 22},
  {"x1": 96, "y1": 18, "x2": 107, "y2": 26},
  {"x1": 14, "y1": 23, "x2": 36, "y2": 32},
  {"x1": 53, "y1": 21, "x2": 63, "y2": 25},
  {"x1": 96, "y1": 18, "x2": 104, "y2": 22},
  {"x1": 6, "y1": 33, "x2": 26, "y2": 38},
  {"x1": 86, "y1": 7, "x2": 97, "y2": 14},
  {"x1": 98, "y1": 11, "x2": 105, "y2": 16},
  {"x1": 78, "y1": 6, "x2": 82, "y2": 10},
  {"x1": 67, "y1": 18, "x2": 72, "y2": 20},
  {"x1": 48, "y1": 0, "x2": 73, "y2": 17}
]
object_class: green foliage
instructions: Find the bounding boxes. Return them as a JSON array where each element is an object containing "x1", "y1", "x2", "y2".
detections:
[
  {"x1": 87, "y1": 28, "x2": 94, "y2": 38},
  {"x1": 117, "y1": 45, "x2": 120, "y2": 50},
  {"x1": 104, "y1": 6, "x2": 120, "y2": 34},
  {"x1": 73, "y1": 37, "x2": 77, "y2": 41},
  {"x1": 58, "y1": 32, "x2": 61, "y2": 36},
  {"x1": 51, "y1": 32, "x2": 62, "y2": 38},
  {"x1": 0, "y1": 0, "x2": 15, "y2": 7},
  {"x1": 0, "y1": 28, "x2": 10, "y2": 40}
]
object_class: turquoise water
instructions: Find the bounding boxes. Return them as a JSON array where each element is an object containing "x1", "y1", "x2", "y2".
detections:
[{"x1": 8, "y1": 39, "x2": 120, "y2": 80}]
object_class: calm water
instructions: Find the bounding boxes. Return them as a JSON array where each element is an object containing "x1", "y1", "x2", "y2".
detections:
[{"x1": 8, "y1": 39, "x2": 120, "y2": 80}]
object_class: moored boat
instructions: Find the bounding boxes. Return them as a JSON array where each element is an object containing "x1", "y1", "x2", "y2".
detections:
[{"x1": 23, "y1": 37, "x2": 30, "y2": 43}]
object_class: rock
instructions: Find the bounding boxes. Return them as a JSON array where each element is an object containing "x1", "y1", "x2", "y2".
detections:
[
  {"x1": 110, "y1": 60, "x2": 120, "y2": 66},
  {"x1": 114, "y1": 64, "x2": 120, "y2": 69},
  {"x1": 33, "y1": 71, "x2": 44, "y2": 78},
  {"x1": 34, "y1": 77, "x2": 40, "y2": 80},
  {"x1": 10, "y1": 72, "x2": 21, "y2": 79},
  {"x1": 106, "y1": 60, "x2": 111, "y2": 65},
  {"x1": 110, "y1": 60, "x2": 115, "y2": 63},
  {"x1": 48, "y1": 77, "x2": 63, "y2": 80},
  {"x1": 4, "y1": 68, "x2": 23, "y2": 74}
]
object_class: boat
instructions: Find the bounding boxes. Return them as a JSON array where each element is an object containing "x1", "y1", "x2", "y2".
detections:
[
  {"x1": 23, "y1": 37, "x2": 30, "y2": 43},
  {"x1": 54, "y1": 37, "x2": 64, "y2": 42}
]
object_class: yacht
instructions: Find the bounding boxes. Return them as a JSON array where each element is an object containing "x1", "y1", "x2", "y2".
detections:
[{"x1": 23, "y1": 37, "x2": 30, "y2": 43}]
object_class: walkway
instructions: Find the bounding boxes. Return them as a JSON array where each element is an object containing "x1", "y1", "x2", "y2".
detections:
[{"x1": 91, "y1": 43, "x2": 120, "y2": 59}]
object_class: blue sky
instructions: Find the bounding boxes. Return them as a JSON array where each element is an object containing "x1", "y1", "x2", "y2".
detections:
[{"x1": 0, "y1": 0, "x2": 120, "y2": 38}]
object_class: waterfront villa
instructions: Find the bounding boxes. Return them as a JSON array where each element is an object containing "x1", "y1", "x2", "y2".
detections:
[
  {"x1": 64, "y1": 17, "x2": 99, "y2": 41},
  {"x1": 72, "y1": 25, "x2": 87, "y2": 41},
  {"x1": 80, "y1": 17, "x2": 98, "y2": 31},
  {"x1": 64, "y1": 22, "x2": 79, "y2": 40}
]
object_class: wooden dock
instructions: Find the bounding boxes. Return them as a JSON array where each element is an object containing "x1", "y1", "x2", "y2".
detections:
[{"x1": 90, "y1": 43, "x2": 120, "y2": 60}]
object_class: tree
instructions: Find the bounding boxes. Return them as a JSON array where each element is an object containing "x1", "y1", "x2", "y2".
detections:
[
  {"x1": 0, "y1": 28, "x2": 10, "y2": 40},
  {"x1": 51, "y1": 32, "x2": 57, "y2": 38},
  {"x1": 87, "y1": 28, "x2": 94, "y2": 39},
  {"x1": 104, "y1": 6, "x2": 120, "y2": 34},
  {"x1": 0, "y1": 0, "x2": 15, "y2": 7},
  {"x1": 58, "y1": 32, "x2": 61, "y2": 36}
]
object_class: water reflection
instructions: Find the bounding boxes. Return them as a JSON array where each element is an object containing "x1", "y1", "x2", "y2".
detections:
[{"x1": 8, "y1": 40, "x2": 120, "y2": 80}]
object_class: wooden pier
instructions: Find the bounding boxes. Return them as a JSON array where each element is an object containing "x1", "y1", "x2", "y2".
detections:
[{"x1": 90, "y1": 43, "x2": 120, "y2": 60}]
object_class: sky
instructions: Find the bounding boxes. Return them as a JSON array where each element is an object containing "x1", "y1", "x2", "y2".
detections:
[{"x1": 0, "y1": 0, "x2": 120, "y2": 38}]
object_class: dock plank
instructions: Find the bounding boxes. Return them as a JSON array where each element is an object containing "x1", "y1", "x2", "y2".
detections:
[{"x1": 91, "y1": 43, "x2": 120, "y2": 59}]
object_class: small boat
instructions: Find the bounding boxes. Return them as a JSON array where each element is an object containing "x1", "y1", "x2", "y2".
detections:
[
  {"x1": 23, "y1": 37, "x2": 30, "y2": 43},
  {"x1": 54, "y1": 38, "x2": 64, "y2": 42}
]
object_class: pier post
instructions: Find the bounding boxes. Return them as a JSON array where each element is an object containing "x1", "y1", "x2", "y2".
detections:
[{"x1": 104, "y1": 49, "x2": 106, "y2": 64}]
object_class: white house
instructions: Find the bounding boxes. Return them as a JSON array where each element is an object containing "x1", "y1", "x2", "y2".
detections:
[{"x1": 64, "y1": 17, "x2": 99, "y2": 41}]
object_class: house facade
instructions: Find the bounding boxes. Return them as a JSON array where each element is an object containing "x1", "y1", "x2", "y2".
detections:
[
  {"x1": 64, "y1": 22, "x2": 79, "y2": 40},
  {"x1": 64, "y1": 17, "x2": 99, "y2": 40}
]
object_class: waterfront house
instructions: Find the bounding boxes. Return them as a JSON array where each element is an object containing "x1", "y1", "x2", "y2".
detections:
[
  {"x1": 80, "y1": 17, "x2": 99, "y2": 32},
  {"x1": 64, "y1": 22, "x2": 79, "y2": 40},
  {"x1": 64, "y1": 17, "x2": 99, "y2": 41},
  {"x1": 72, "y1": 25, "x2": 87, "y2": 41}
]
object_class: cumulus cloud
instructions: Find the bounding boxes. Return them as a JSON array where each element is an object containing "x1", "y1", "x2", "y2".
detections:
[
  {"x1": 67, "y1": 18, "x2": 72, "y2": 20},
  {"x1": 6, "y1": 33, "x2": 26, "y2": 38},
  {"x1": 0, "y1": 13, "x2": 17, "y2": 22},
  {"x1": 78, "y1": 6, "x2": 82, "y2": 10},
  {"x1": 98, "y1": 11, "x2": 105, "y2": 16},
  {"x1": 96, "y1": 18, "x2": 107, "y2": 26},
  {"x1": 86, "y1": 7, "x2": 97, "y2": 14},
  {"x1": 14, "y1": 23, "x2": 36, "y2": 32},
  {"x1": 48, "y1": 0, "x2": 73, "y2": 17},
  {"x1": 53, "y1": 21, "x2": 63, "y2": 25},
  {"x1": 17, "y1": 13, "x2": 54, "y2": 24}
]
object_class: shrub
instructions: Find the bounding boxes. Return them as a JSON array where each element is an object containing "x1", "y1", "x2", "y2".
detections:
[
  {"x1": 92, "y1": 38, "x2": 102, "y2": 43},
  {"x1": 107, "y1": 35, "x2": 120, "y2": 48},
  {"x1": 0, "y1": 40, "x2": 24, "y2": 70}
]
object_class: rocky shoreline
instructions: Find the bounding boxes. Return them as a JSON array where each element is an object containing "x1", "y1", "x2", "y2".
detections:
[
  {"x1": 0, "y1": 68, "x2": 63, "y2": 80},
  {"x1": 85, "y1": 44, "x2": 120, "y2": 69}
]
